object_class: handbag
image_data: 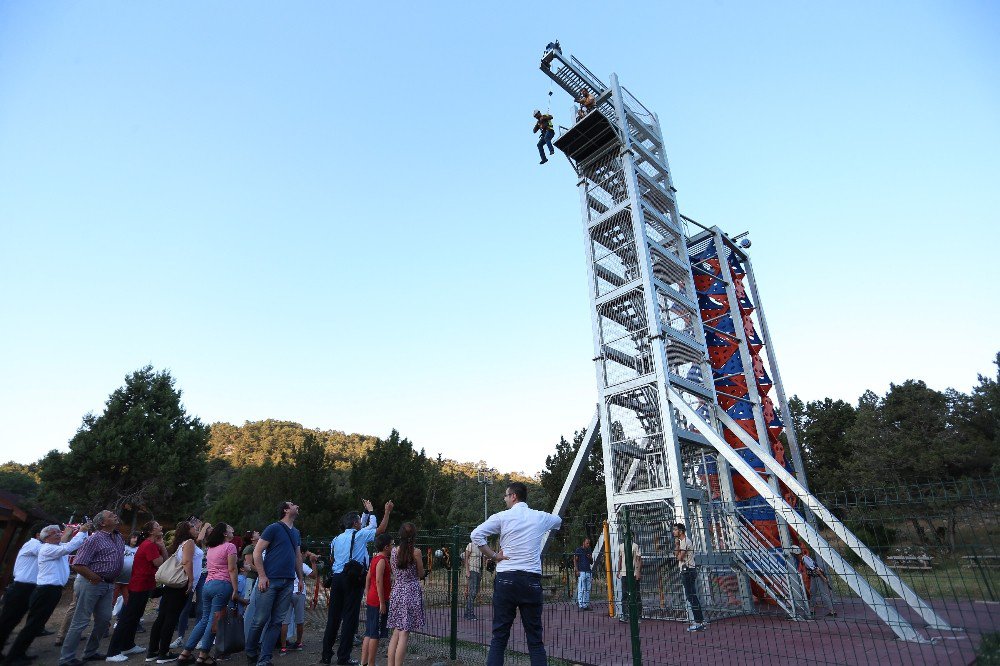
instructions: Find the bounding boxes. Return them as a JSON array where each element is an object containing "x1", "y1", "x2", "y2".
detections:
[
  {"x1": 342, "y1": 529, "x2": 367, "y2": 586},
  {"x1": 155, "y1": 543, "x2": 190, "y2": 588},
  {"x1": 213, "y1": 605, "x2": 245, "y2": 655}
]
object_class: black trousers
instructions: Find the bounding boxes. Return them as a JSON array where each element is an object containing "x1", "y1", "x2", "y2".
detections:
[
  {"x1": 7, "y1": 584, "x2": 63, "y2": 659},
  {"x1": 681, "y1": 568, "x2": 703, "y2": 624},
  {"x1": 320, "y1": 573, "x2": 363, "y2": 664},
  {"x1": 0, "y1": 582, "x2": 36, "y2": 653},
  {"x1": 148, "y1": 586, "x2": 187, "y2": 657},
  {"x1": 106, "y1": 589, "x2": 150, "y2": 656}
]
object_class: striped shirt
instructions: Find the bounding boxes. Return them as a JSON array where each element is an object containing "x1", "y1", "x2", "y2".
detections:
[{"x1": 72, "y1": 530, "x2": 126, "y2": 582}]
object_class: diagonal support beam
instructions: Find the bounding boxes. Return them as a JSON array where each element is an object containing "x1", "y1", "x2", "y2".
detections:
[
  {"x1": 667, "y1": 389, "x2": 933, "y2": 643},
  {"x1": 542, "y1": 410, "x2": 601, "y2": 552},
  {"x1": 710, "y1": 404, "x2": 954, "y2": 632}
]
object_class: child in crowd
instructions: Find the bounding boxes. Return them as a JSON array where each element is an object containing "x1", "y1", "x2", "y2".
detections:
[{"x1": 361, "y1": 534, "x2": 393, "y2": 666}]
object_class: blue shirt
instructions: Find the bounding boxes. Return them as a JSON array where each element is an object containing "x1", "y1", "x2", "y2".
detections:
[
  {"x1": 330, "y1": 514, "x2": 377, "y2": 573},
  {"x1": 574, "y1": 547, "x2": 593, "y2": 574},
  {"x1": 260, "y1": 521, "x2": 301, "y2": 579}
]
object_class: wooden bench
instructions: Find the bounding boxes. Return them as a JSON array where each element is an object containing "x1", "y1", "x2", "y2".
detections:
[
  {"x1": 887, "y1": 555, "x2": 933, "y2": 570},
  {"x1": 963, "y1": 555, "x2": 1000, "y2": 568}
]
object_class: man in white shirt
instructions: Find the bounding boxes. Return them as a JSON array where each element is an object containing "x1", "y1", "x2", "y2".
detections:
[
  {"x1": 616, "y1": 539, "x2": 642, "y2": 623},
  {"x1": 795, "y1": 546, "x2": 836, "y2": 617},
  {"x1": 5, "y1": 523, "x2": 88, "y2": 665},
  {"x1": 471, "y1": 482, "x2": 561, "y2": 666},
  {"x1": 0, "y1": 525, "x2": 44, "y2": 658}
]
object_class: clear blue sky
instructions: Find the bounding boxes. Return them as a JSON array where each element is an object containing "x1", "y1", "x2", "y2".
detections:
[{"x1": 1, "y1": 1, "x2": 997, "y2": 475}]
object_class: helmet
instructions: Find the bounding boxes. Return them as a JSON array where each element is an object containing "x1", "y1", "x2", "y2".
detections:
[{"x1": 533, "y1": 109, "x2": 541, "y2": 116}]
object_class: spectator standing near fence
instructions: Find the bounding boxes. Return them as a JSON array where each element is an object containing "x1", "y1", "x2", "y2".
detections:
[
  {"x1": 247, "y1": 501, "x2": 305, "y2": 666},
  {"x1": 280, "y1": 553, "x2": 315, "y2": 653},
  {"x1": 573, "y1": 537, "x2": 594, "y2": 611},
  {"x1": 58, "y1": 510, "x2": 124, "y2": 666},
  {"x1": 463, "y1": 540, "x2": 484, "y2": 620},
  {"x1": 471, "y1": 481, "x2": 562, "y2": 666},
  {"x1": 673, "y1": 523, "x2": 705, "y2": 632},
  {"x1": 361, "y1": 535, "x2": 392, "y2": 666},
  {"x1": 0, "y1": 524, "x2": 43, "y2": 657},
  {"x1": 796, "y1": 546, "x2": 836, "y2": 617},
  {"x1": 616, "y1": 537, "x2": 642, "y2": 623},
  {"x1": 6, "y1": 522, "x2": 89, "y2": 665},
  {"x1": 240, "y1": 529, "x2": 260, "y2": 647},
  {"x1": 321, "y1": 499, "x2": 393, "y2": 666},
  {"x1": 386, "y1": 523, "x2": 425, "y2": 666}
]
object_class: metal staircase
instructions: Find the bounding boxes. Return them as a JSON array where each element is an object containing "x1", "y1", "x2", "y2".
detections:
[{"x1": 708, "y1": 506, "x2": 809, "y2": 619}]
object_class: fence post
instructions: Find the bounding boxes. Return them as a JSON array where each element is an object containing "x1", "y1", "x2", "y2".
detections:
[
  {"x1": 622, "y1": 508, "x2": 642, "y2": 666},
  {"x1": 603, "y1": 519, "x2": 614, "y2": 617},
  {"x1": 450, "y1": 525, "x2": 460, "y2": 660}
]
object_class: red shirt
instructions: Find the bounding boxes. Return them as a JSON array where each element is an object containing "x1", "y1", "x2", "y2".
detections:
[
  {"x1": 366, "y1": 553, "x2": 391, "y2": 607},
  {"x1": 129, "y1": 539, "x2": 160, "y2": 592}
]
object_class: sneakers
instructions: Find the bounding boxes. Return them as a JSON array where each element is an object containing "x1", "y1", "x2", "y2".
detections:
[
  {"x1": 156, "y1": 654, "x2": 180, "y2": 664},
  {"x1": 169, "y1": 638, "x2": 183, "y2": 649},
  {"x1": 540, "y1": 157, "x2": 548, "y2": 164},
  {"x1": 125, "y1": 645, "x2": 147, "y2": 655},
  {"x1": 686, "y1": 622, "x2": 706, "y2": 632},
  {"x1": 146, "y1": 657, "x2": 159, "y2": 663},
  {"x1": 464, "y1": 614, "x2": 478, "y2": 620},
  {"x1": 106, "y1": 656, "x2": 129, "y2": 663}
]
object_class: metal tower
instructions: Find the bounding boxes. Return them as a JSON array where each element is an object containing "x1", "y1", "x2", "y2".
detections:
[{"x1": 541, "y1": 46, "x2": 956, "y2": 641}]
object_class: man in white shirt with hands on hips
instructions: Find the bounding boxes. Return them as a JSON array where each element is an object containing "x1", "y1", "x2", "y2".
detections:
[{"x1": 471, "y1": 482, "x2": 561, "y2": 666}]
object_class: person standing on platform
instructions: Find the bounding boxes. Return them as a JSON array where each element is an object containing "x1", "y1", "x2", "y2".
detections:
[
  {"x1": 320, "y1": 499, "x2": 393, "y2": 666},
  {"x1": 463, "y1": 540, "x2": 484, "y2": 621},
  {"x1": 573, "y1": 537, "x2": 594, "y2": 611},
  {"x1": 533, "y1": 110, "x2": 555, "y2": 164},
  {"x1": 5, "y1": 522, "x2": 89, "y2": 665},
  {"x1": 0, "y1": 524, "x2": 44, "y2": 658},
  {"x1": 247, "y1": 501, "x2": 306, "y2": 666},
  {"x1": 471, "y1": 482, "x2": 562, "y2": 666},
  {"x1": 575, "y1": 88, "x2": 596, "y2": 121},
  {"x1": 58, "y1": 510, "x2": 125, "y2": 666},
  {"x1": 673, "y1": 523, "x2": 705, "y2": 632}
]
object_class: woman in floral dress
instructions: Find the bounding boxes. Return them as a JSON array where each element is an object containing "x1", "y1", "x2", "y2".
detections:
[{"x1": 386, "y1": 522, "x2": 425, "y2": 666}]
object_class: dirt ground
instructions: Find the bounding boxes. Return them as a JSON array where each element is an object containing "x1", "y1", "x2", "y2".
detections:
[{"x1": 11, "y1": 586, "x2": 458, "y2": 666}]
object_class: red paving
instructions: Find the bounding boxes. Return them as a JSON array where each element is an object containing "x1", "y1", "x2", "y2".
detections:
[{"x1": 419, "y1": 598, "x2": 996, "y2": 665}]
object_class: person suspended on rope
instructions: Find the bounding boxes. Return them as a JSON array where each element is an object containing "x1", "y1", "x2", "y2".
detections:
[
  {"x1": 575, "y1": 87, "x2": 596, "y2": 122},
  {"x1": 533, "y1": 109, "x2": 555, "y2": 165}
]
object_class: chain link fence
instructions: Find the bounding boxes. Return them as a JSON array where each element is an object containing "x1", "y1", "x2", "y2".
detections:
[{"x1": 297, "y1": 478, "x2": 998, "y2": 665}]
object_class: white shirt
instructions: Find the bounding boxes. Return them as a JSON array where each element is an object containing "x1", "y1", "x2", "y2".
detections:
[
  {"x1": 802, "y1": 554, "x2": 818, "y2": 572},
  {"x1": 36, "y1": 531, "x2": 87, "y2": 587},
  {"x1": 293, "y1": 563, "x2": 313, "y2": 594},
  {"x1": 471, "y1": 502, "x2": 561, "y2": 575},
  {"x1": 12, "y1": 538, "x2": 42, "y2": 584}
]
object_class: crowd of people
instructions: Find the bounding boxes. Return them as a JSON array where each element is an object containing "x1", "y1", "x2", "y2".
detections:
[
  {"x1": 0, "y1": 502, "x2": 321, "y2": 666},
  {"x1": 0, "y1": 485, "x2": 836, "y2": 666}
]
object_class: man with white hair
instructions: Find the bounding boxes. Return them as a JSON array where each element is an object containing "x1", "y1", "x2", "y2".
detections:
[
  {"x1": 0, "y1": 524, "x2": 45, "y2": 659},
  {"x1": 59, "y1": 510, "x2": 124, "y2": 666},
  {"x1": 4, "y1": 522, "x2": 89, "y2": 665}
]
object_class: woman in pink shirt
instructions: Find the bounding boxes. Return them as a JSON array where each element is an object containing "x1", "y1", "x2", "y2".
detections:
[{"x1": 179, "y1": 522, "x2": 238, "y2": 665}]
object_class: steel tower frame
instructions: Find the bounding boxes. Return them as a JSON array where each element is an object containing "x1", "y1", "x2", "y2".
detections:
[{"x1": 540, "y1": 47, "x2": 956, "y2": 641}]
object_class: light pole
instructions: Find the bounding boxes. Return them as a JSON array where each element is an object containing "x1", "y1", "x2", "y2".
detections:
[{"x1": 477, "y1": 465, "x2": 494, "y2": 521}]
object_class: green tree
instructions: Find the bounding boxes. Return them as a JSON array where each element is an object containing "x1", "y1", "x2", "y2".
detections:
[
  {"x1": 350, "y1": 430, "x2": 427, "y2": 525},
  {"x1": 421, "y1": 453, "x2": 455, "y2": 531},
  {"x1": 206, "y1": 432, "x2": 343, "y2": 536},
  {"x1": 37, "y1": 366, "x2": 209, "y2": 524},
  {"x1": 0, "y1": 461, "x2": 40, "y2": 499},
  {"x1": 795, "y1": 397, "x2": 857, "y2": 494},
  {"x1": 951, "y1": 352, "x2": 1000, "y2": 477}
]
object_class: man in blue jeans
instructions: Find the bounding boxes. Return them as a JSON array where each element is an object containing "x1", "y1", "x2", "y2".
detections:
[
  {"x1": 247, "y1": 501, "x2": 305, "y2": 666},
  {"x1": 573, "y1": 537, "x2": 594, "y2": 611},
  {"x1": 471, "y1": 482, "x2": 561, "y2": 666},
  {"x1": 532, "y1": 110, "x2": 555, "y2": 164}
]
